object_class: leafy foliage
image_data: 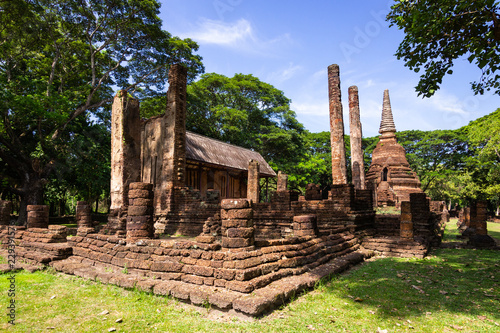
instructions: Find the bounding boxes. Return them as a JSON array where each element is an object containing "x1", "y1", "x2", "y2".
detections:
[
  {"x1": 391, "y1": 110, "x2": 500, "y2": 209},
  {"x1": 387, "y1": 0, "x2": 500, "y2": 97},
  {"x1": 396, "y1": 129, "x2": 471, "y2": 192},
  {"x1": 183, "y1": 73, "x2": 306, "y2": 174},
  {"x1": 0, "y1": 0, "x2": 203, "y2": 220}
]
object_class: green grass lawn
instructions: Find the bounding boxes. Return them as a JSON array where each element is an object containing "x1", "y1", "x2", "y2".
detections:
[
  {"x1": 1, "y1": 223, "x2": 498, "y2": 332},
  {"x1": 487, "y1": 221, "x2": 500, "y2": 242}
]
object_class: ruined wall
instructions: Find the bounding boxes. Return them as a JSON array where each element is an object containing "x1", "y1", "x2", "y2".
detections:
[
  {"x1": 252, "y1": 184, "x2": 375, "y2": 240},
  {"x1": 154, "y1": 188, "x2": 220, "y2": 237},
  {"x1": 141, "y1": 115, "x2": 164, "y2": 187}
]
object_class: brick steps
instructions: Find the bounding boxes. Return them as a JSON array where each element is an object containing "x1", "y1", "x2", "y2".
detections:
[
  {"x1": 362, "y1": 236, "x2": 428, "y2": 258},
  {"x1": 50, "y1": 249, "x2": 372, "y2": 317},
  {"x1": 15, "y1": 242, "x2": 73, "y2": 264}
]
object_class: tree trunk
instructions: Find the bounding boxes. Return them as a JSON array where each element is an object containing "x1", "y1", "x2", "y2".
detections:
[
  {"x1": 496, "y1": 205, "x2": 499, "y2": 217},
  {"x1": 95, "y1": 199, "x2": 99, "y2": 214},
  {"x1": 17, "y1": 174, "x2": 45, "y2": 225}
]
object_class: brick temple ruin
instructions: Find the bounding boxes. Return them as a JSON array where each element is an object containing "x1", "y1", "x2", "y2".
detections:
[
  {"x1": 0, "y1": 63, "x2": 460, "y2": 317},
  {"x1": 366, "y1": 89, "x2": 423, "y2": 207}
]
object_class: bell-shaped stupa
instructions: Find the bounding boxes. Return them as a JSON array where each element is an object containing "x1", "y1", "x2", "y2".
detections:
[{"x1": 365, "y1": 90, "x2": 423, "y2": 207}]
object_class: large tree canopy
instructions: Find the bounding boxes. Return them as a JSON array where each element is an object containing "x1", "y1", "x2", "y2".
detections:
[
  {"x1": 185, "y1": 73, "x2": 306, "y2": 172},
  {"x1": 0, "y1": 0, "x2": 203, "y2": 222},
  {"x1": 387, "y1": 0, "x2": 500, "y2": 97}
]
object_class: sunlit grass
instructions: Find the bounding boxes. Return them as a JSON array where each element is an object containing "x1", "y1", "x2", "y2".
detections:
[{"x1": 1, "y1": 230, "x2": 498, "y2": 332}]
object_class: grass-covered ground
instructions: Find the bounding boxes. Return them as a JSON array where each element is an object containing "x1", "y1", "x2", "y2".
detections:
[{"x1": 1, "y1": 222, "x2": 499, "y2": 332}]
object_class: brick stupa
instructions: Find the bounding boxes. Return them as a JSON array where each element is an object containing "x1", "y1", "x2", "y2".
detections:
[{"x1": 365, "y1": 90, "x2": 423, "y2": 207}]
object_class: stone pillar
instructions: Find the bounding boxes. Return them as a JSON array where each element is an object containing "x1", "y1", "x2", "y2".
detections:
[
  {"x1": 221, "y1": 199, "x2": 254, "y2": 251},
  {"x1": 464, "y1": 207, "x2": 471, "y2": 227},
  {"x1": 110, "y1": 90, "x2": 141, "y2": 211},
  {"x1": 49, "y1": 225, "x2": 67, "y2": 241},
  {"x1": 348, "y1": 85, "x2": 365, "y2": 190},
  {"x1": 400, "y1": 201, "x2": 413, "y2": 240},
  {"x1": 293, "y1": 215, "x2": 318, "y2": 237},
  {"x1": 27, "y1": 205, "x2": 49, "y2": 229},
  {"x1": 277, "y1": 171, "x2": 288, "y2": 192},
  {"x1": 328, "y1": 64, "x2": 347, "y2": 185},
  {"x1": 127, "y1": 182, "x2": 154, "y2": 242},
  {"x1": 410, "y1": 193, "x2": 430, "y2": 237},
  {"x1": 76, "y1": 201, "x2": 93, "y2": 228},
  {"x1": 471, "y1": 201, "x2": 488, "y2": 235},
  {"x1": 0, "y1": 200, "x2": 12, "y2": 225},
  {"x1": 247, "y1": 159, "x2": 260, "y2": 203},
  {"x1": 163, "y1": 64, "x2": 187, "y2": 190}
]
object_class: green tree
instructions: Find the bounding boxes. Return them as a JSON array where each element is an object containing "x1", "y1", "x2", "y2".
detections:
[
  {"x1": 288, "y1": 131, "x2": 332, "y2": 192},
  {"x1": 185, "y1": 73, "x2": 306, "y2": 172},
  {"x1": 0, "y1": 0, "x2": 203, "y2": 222},
  {"x1": 387, "y1": 0, "x2": 500, "y2": 97},
  {"x1": 396, "y1": 129, "x2": 471, "y2": 194},
  {"x1": 466, "y1": 109, "x2": 500, "y2": 210}
]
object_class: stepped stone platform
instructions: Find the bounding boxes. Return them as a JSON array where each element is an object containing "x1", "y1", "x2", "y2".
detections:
[
  {"x1": 49, "y1": 249, "x2": 371, "y2": 317},
  {"x1": 0, "y1": 226, "x2": 72, "y2": 264}
]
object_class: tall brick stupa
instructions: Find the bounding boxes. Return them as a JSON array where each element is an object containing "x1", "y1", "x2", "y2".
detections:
[{"x1": 365, "y1": 90, "x2": 423, "y2": 207}]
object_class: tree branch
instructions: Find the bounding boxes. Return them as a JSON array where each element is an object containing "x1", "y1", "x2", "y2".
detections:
[{"x1": 50, "y1": 97, "x2": 113, "y2": 141}]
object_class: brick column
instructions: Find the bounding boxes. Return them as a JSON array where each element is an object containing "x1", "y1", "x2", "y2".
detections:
[
  {"x1": 464, "y1": 207, "x2": 471, "y2": 227},
  {"x1": 163, "y1": 64, "x2": 188, "y2": 190},
  {"x1": 400, "y1": 201, "x2": 413, "y2": 240},
  {"x1": 328, "y1": 64, "x2": 347, "y2": 185},
  {"x1": 247, "y1": 159, "x2": 260, "y2": 203},
  {"x1": 410, "y1": 193, "x2": 430, "y2": 237},
  {"x1": 49, "y1": 225, "x2": 67, "y2": 241},
  {"x1": 348, "y1": 85, "x2": 365, "y2": 190},
  {"x1": 277, "y1": 171, "x2": 288, "y2": 192},
  {"x1": 127, "y1": 182, "x2": 154, "y2": 242},
  {"x1": 0, "y1": 200, "x2": 12, "y2": 225},
  {"x1": 471, "y1": 201, "x2": 488, "y2": 235},
  {"x1": 27, "y1": 205, "x2": 49, "y2": 229},
  {"x1": 221, "y1": 199, "x2": 254, "y2": 251},
  {"x1": 76, "y1": 201, "x2": 93, "y2": 228},
  {"x1": 293, "y1": 215, "x2": 318, "y2": 237}
]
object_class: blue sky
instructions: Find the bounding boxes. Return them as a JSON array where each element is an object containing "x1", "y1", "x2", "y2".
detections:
[{"x1": 159, "y1": 0, "x2": 500, "y2": 137}]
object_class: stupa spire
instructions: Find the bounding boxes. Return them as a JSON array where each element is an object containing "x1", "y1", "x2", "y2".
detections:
[{"x1": 379, "y1": 89, "x2": 396, "y2": 134}]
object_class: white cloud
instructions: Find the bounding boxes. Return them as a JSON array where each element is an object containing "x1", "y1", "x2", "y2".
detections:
[
  {"x1": 183, "y1": 18, "x2": 254, "y2": 46},
  {"x1": 292, "y1": 101, "x2": 329, "y2": 116},
  {"x1": 179, "y1": 18, "x2": 293, "y2": 55},
  {"x1": 425, "y1": 92, "x2": 468, "y2": 115},
  {"x1": 267, "y1": 63, "x2": 303, "y2": 85}
]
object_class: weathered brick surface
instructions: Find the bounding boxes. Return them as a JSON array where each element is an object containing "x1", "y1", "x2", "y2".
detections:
[
  {"x1": 126, "y1": 182, "x2": 154, "y2": 242},
  {"x1": 328, "y1": 64, "x2": 347, "y2": 185},
  {"x1": 27, "y1": 205, "x2": 49, "y2": 229},
  {"x1": 365, "y1": 90, "x2": 423, "y2": 207},
  {"x1": 349, "y1": 85, "x2": 365, "y2": 190},
  {"x1": 221, "y1": 199, "x2": 250, "y2": 210},
  {"x1": 0, "y1": 200, "x2": 12, "y2": 225}
]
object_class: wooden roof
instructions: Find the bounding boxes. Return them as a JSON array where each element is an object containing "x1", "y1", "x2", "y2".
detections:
[{"x1": 185, "y1": 131, "x2": 277, "y2": 177}]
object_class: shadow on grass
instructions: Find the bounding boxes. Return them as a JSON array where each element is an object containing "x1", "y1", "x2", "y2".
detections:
[{"x1": 324, "y1": 248, "x2": 500, "y2": 321}]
